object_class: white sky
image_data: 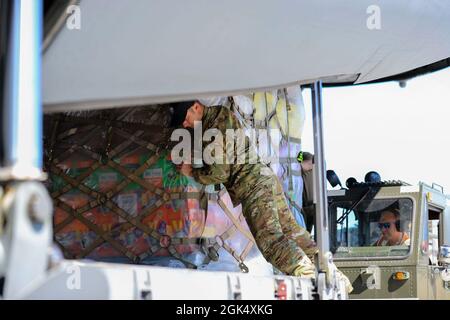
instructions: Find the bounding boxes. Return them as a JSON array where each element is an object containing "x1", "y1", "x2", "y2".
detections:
[{"x1": 301, "y1": 68, "x2": 450, "y2": 194}]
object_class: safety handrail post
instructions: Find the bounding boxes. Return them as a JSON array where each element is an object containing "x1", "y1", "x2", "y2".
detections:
[
  {"x1": 1, "y1": 0, "x2": 43, "y2": 181},
  {"x1": 311, "y1": 80, "x2": 330, "y2": 272}
]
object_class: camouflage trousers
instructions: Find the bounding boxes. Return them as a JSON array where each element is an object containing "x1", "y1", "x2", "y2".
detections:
[{"x1": 240, "y1": 175, "x2": 319, "y2": 275}]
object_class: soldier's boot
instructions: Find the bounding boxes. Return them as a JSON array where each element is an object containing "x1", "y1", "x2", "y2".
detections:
[{"x1": 292, "y1": 256, "x2": 316, "y2": 279}]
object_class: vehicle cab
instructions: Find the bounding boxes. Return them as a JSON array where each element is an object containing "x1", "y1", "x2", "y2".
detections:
[{"x1": 329, "y1": 175, "x2": 450, "y2": 299}]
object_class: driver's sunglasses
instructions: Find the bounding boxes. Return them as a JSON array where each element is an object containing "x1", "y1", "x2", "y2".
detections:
[{"x1": 378, "y1": 222, "x2": 392, "y2": 230}]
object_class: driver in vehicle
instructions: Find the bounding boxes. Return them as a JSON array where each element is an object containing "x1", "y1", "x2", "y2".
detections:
[{"x1": 373, "y1": 209, "x2": 410, "y2": 246}]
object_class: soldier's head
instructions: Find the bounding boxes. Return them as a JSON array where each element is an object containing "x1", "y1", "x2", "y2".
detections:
[
  {"x1": 170, "y1": 100, "x2": 205, "y2": 128},
  {"x1": 378, "y1": 209, "x2": 402, "y2": 242},
  {"x1": 183, "y1": 101, "x2": 205, "y2": 129},
  {"x1": 301, "y1": 152, "x2": 314, "y2": 172}
]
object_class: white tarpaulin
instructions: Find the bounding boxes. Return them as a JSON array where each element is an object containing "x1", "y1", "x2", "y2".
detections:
[{"x1": 43, "y1": 0, "x2": 450, "y2": 112}]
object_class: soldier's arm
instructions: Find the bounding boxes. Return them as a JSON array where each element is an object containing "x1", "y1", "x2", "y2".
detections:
[
  {"x1": 191, "y1": 106, "x2": 235, "y2": 185},
  {"x1": 191, "y1": 163, "x2": 231, "y2": 186}
]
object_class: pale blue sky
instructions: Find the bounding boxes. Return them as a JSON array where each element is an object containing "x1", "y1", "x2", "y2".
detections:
[{"x1": 301, "y1": 68, "x2": 450, "y2": 194}]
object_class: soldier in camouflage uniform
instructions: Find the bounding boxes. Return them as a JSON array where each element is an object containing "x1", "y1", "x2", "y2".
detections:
[
  {"x1": 176, "y1": 101, "x2": 353, "y2": 292},
  {"x1": 174, "y1": 100, "x2": 317, "y2": 277}
]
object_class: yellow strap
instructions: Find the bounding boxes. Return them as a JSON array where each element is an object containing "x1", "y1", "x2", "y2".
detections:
[
  {"x1": 217, "y1": 197, "x2": 254, "y2": 242},
  {"x1": 240, "y1": 240, "x2": 255, "y2": 261}
]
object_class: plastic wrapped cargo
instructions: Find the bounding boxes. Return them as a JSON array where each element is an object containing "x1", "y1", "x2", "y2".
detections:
[
  {"x1": 51, "y1": 150, "x2": 206, "y2": 263},
  {"x1": 44, "y1": 105, "x2": 271, "y2": 274},
  {"x1": 233, "y1": 86, "x2": 307, "y2": 227}
]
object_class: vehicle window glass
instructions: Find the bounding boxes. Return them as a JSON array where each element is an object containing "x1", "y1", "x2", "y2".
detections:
[{"x1": 330, "y1": 198, "x2": 413, "y2": 258}]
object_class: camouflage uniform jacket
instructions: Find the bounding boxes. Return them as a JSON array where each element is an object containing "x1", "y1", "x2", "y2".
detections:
[{"x1": 191, "y1": 106, "x2": 269, "y2": 206}]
